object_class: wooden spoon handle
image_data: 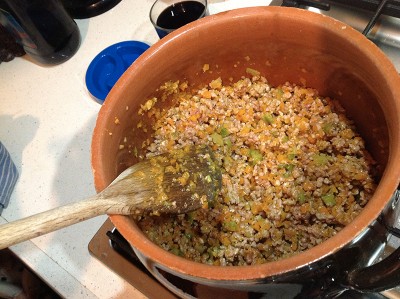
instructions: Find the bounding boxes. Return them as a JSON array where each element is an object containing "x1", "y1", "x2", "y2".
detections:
[{"x1": 0, "y1": 195, "x2": 115, "y2": 249}]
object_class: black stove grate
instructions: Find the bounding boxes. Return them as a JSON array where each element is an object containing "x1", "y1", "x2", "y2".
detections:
[
  {"x1": 104, "y1": 228, "x2": 390, "y2": 299},
  {"x1": 281, "y1": 0, "x2": 400, "y2": 35},
  {"x1": 328, "y1": 0, "x2": 400, "y2": 18},
  {"x1": 282, "y1": 0, "x2": 400, "y2": 17}
]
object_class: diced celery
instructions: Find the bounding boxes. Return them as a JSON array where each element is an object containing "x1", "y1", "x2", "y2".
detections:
[
  {"x1": 276, "y1": 88, "x2": 284, "y2": 99},
  {"x1": 223, "y1": 221, "x2": 238, "y2": 232},
  {"x1": 220, "y1": 127, "x2": 229, "y2": 137},
  {"x1": 284, "y1": 163, "x2": 295, "y2": 172},
  {"x1": 246, "y1": 68, "x2": 260, "y2": 76},
  {"x1": 249, "y1": 149, "x2": 263, "y2": 164},
  {"x1": 271, "y1": 130, "x2": 279, "y2": 137},
  {"x1": 171, "y1": 247, "x2": 183, "y2": 256},
  {"x1": 322, "y1": 194, "x2": 336, "y2": 207},
  {"x1": 279, "y1": 163, "x2": 295, "y2": 177},
  {"x1": 262, "y1": 113, "x2": 275, "y2": 124},
  {"x1": 312, "y1": 153, "x2": 330, "y2": 166},
  {"x1": 211, "y1": 132, "x2": 224, "y2": 146},
  {"x1": 297, "y1": 192, "x2": 307, "y2": 204},
  {"x1": 323, "y1": 122, "x2": 334, "y2": 134},
  {"x1": 224, "y1": 138, "x2": 232, "y2": 148},
  {"x1": 287, "y1": 148, "x2": 299, "y2": 160}
]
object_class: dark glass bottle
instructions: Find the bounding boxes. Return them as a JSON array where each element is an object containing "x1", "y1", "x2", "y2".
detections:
[{"x1": 0, "y1": 0, "x2": 81, "y2": 65}]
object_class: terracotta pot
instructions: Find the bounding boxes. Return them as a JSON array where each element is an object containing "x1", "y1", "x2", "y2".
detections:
[{"x1": 91, "y1": 7, "x2": 400, "y2": 298}]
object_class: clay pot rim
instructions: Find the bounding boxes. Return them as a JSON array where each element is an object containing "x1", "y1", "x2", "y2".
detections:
[{"x1": 93, "y1": 7, "x2": 400, "y2": 281}]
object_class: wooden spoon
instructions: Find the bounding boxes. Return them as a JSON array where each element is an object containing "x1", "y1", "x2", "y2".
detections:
[{"x1": 0, "y1": 145, "x2": 221, "y2": 250}]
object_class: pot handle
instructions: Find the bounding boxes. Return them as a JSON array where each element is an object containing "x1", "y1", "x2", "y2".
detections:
[
  {"x1": 149, "y1": 264, "x2": 197, "y2": 299},
  {"x1": 346, "y1": 244, "x2": 400, "y2": 292},
  {"x1": 346, "y1": 188, "x2": 400, "y2": 292}
]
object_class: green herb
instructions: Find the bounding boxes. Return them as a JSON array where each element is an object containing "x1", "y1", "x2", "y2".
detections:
[
  {"x1": 279, "y1": 163, "x2": 294, "y2": 171},
  {"x1": 322, "y1": 194, "x2": 336, "y2": 207},
  {"x1": 287, "y1": 148, "x2": 299, "y2": 160},
  {"x1": 210, "y1": 246, "x2": 222, "y2": 257},
  {"x1": 246, "y1": 67, "x2": 260, "y2": 76},
  {"x1": 249, "y1": 149, "x2": 263, "y2": 164},
  {"x1": 312, "y1": 153, "x2": 330, "y2": 166},
  {"x1": 262, "y1": 113, "x2": 275, "y2": 125},
  {"x1": 187, "y1": 212, "x2": 195, "y2": 224},
  {"x1": 220, "y1": 127, "x2": 229, "y2": 137},
  {"x1": 297, "y1": 192, "x2": 307, "y2": 204},
  {"x1": 276, "y1": 88, "x2": 284, "y2": 100},
  {"x1": 223, "y1": 221, "x2": 238, "y2": 232},
  {"x1": 171, "y1": 247, "x2": 183, "y2": 256},
  {"x1": 282, "y1": 134, "x2": 289, "y2": 143},
  {"x1": 322, "y1": 122, "x2": 334, "y2": 134},
  {"x1": 224, "y1": 138, "x2": 232, "y2": 149},
  {"x1": 211, "y1": 132, "x2": 224, "y2": 146},
  {"x1": 194, "y1": 244, "x2": 206, "y2": 254},
  {"x1": 279, "y1": 163, "x2": 295, "y2": 177},
  {"x1": 223, "y1": 156, "x2": 233, "y2": 168}
]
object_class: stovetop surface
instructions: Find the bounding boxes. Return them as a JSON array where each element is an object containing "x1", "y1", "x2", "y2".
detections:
[{"x1": 89, "y1": 220, "x2": 398, "y2": 299}]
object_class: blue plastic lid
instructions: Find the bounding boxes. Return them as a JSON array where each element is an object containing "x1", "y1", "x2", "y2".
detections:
[{"x1": 85, "y1": 40, "x2": 150, "y2": 102}]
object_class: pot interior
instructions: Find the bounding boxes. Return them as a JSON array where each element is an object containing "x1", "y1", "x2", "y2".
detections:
[{"x1": 92, "y1": 7, "x2": 400, "y2": 280}]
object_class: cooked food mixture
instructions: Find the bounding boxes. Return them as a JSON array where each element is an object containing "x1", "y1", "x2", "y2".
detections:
[{"x1": 136, "y1": 72, "x2": 377, "y2": 266}]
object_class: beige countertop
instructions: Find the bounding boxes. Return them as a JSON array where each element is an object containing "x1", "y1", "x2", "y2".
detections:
[{"x1": 0, "y1": 1, "x2": 159, "y2": 297}]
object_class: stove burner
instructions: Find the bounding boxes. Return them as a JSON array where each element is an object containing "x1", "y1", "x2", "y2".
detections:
[
  {"x1": 281, "y1": 0, "x2": 330, "y2": 10},
  {"x1": 281, "y1": 0, "x2": 400, "y2": 18},
  {"x1": 106, "y1": 229, "x2": 146, "y2": 269},
  {"x1": 331, "y1": 0, "x2": 400, "y2": 18},
  {"x1": 280, "y1": 0, "x2": 400, "y2": 35}
]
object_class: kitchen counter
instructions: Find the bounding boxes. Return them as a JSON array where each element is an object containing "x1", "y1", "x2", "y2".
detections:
[
  {"x1": 0, "y1": 1, "x2": 159, "y2": 298},
  {"x1": 0, "y1": 1, "x2": 272, "y2": 298}
]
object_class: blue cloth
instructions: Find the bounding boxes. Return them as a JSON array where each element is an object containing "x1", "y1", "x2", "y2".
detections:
[{"x1": 0, "y1": 142, "x2": 18, "y2": 215}]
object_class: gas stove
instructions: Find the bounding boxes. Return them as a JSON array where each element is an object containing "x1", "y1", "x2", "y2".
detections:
[
  {"x1": 270, "y1": 0, "x2": 400, "y2": 70},
  {"x1": 89, "y1": 220, "x2": 400, "y2": 299},
  {"x1": 89, "y1": 1, "x2": 400, "y2": 298}
]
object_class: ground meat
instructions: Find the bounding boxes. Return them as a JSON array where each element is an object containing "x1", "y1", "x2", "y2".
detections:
[{"x1": 135, "y1": 73, "x2": 377, "y2": 266}]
